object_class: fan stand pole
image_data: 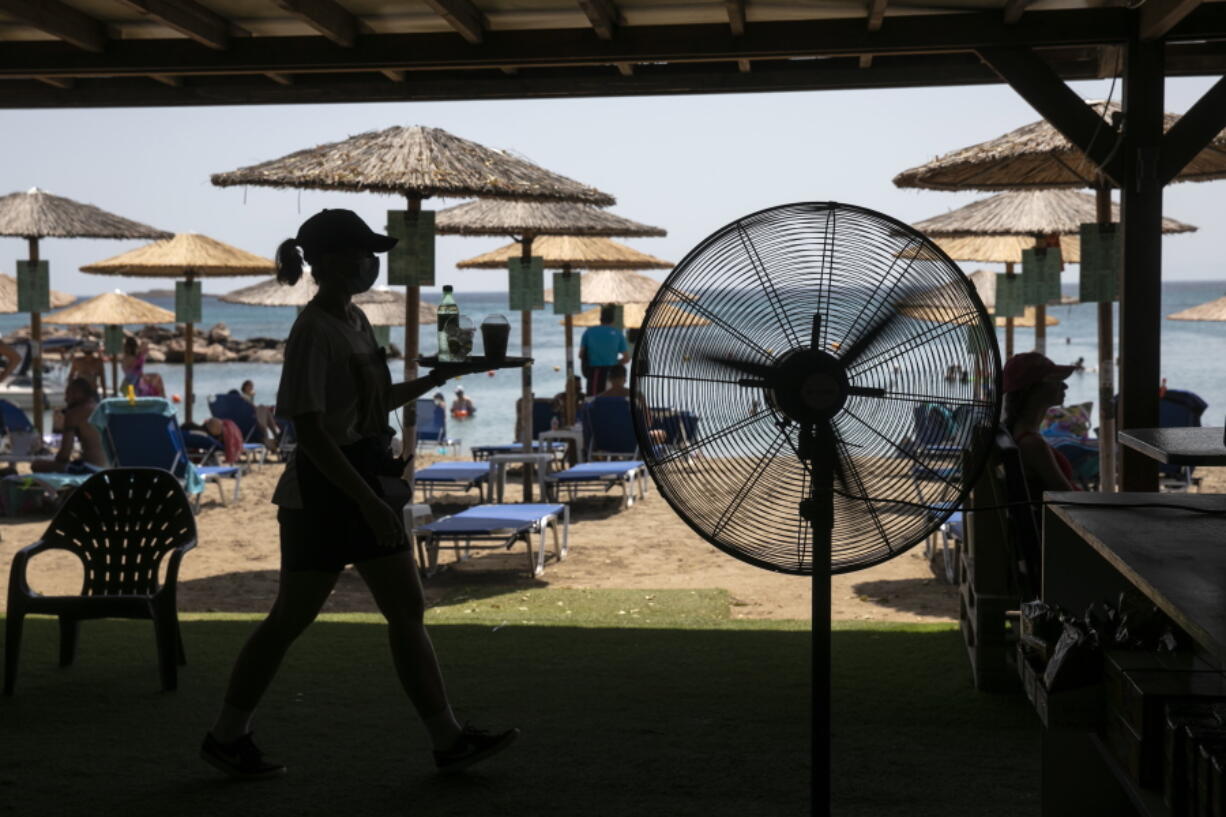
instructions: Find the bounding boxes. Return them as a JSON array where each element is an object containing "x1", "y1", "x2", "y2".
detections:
[{"x1": 800, "y1": 423, "x2": 834, "y2": 817}]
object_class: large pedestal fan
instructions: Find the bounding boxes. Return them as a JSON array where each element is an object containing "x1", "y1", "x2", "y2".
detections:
[{"x1": 629, "y1": 202, "x2": 1001, "y2": 815}]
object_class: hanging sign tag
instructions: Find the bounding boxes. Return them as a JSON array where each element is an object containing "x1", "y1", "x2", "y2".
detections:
[
  {"x1": 372, "y1": 325, "x2": 392, "y2": 348},
  {"x1": 104, "y1": 325, "x2": 125, "y2": 355},
  {"x1": 995, "y1": 273, "x2": 1024, "y2": 318},
  {"x1": 175, "y1": 280, "x2": 202, "y2": 323},
  {"x1": 612, "y1": 305, "x2": 625, "y2": 330},
  {"x1": 16, "y1": 260, "x2": 49, "y2": 313},
  {"x1": 1022, "y1": 246, "x2": 1062, "y2": 305},
  {"x1": 553, "y1": 271, "x2": 582, "y2": 315},
  {"x1": 386, "y1": 209, "x2": 435, "y2": 286},
  {"x1": 1078, "y1": 222, "x2": 1119, "y2": 303},
  {"x1": 508, "y1": 257, "x2": 545, "y2": 311}
]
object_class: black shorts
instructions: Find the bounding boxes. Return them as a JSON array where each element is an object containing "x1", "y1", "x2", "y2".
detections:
[{"x1": 278, "y1": 502, "x2": 409, "y2": 573}]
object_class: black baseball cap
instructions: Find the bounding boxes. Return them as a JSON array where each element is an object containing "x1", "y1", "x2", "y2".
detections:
[{"x1": 295, "y1": 209, "x2": 398, "y2": 255}]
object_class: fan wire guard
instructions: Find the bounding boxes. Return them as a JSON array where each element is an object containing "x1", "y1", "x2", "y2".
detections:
[{"x1": 630, "y1": 202, "x2": 1001, "y2": 576}]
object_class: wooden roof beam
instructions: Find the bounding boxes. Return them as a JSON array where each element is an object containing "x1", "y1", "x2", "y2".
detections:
[
  {"x1": 1140, "y1": 0, "x2": 1203, "y2": 40},
  {"x1": 1159, "y1": 73, "x2": 1226, "y2": 184},
  {"x1": 867, "y1": 0, "x2": 887, "y2": 32},
  {"x1": 381, "y1": 69, "x2": 406, "y2": 81},
  {"x1": 615, "y1": 61, "x2": 632, "y2": 75},
  {"x1": 150, "y1": 73, "x2": 181, "y2": 86},
  {"x1": 1003, "y1": 0, "x2": 1035, "y2": 25},
  {"x1": 738, "y1": 59, "x2": 751, "y2": 72},
  {"x1": 578, "y1": 0, "x2": 620, "y2": 40},
  {"x1": 977, "y1": 45, "x2": 1123, "y2": 184},
  {"x1": 0, "y1": 0, "x2": 106, "y2": 52},
  {"x1": 422, "y1": 0, "x2": 485, "y2": 45},
  {"x1": 265, "y1": 72, "x2": 293, "y2": 84},
  {"x1": 276, "y1": 0, "x2": 359, "y2": 48},
  {"x1": 111, "y1": 0, "x2": 236, "y2": 50},
  {"x1": 37, "y1": 76, "x2": 74, "y2": 89},
  {"x1": 726, "y1": 0, "x2": 745, "y2": 36}
]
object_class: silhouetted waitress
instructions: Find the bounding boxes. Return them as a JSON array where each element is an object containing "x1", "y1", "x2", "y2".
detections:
[{"x1": 202, "y1": 209, "x2": 517, "y2": 779}]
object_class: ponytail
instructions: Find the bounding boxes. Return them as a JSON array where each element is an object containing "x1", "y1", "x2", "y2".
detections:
[{"x1": 276, "y1": 238, "x2": 304, "y2": 285}]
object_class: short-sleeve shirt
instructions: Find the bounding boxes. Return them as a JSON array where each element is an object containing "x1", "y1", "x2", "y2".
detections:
[
  {"x1": 580, "y1": 325, "x2": 628, "y2": 367},
  {"x1": 272, "y1": 302, "x2": 390, "y2": 508}
]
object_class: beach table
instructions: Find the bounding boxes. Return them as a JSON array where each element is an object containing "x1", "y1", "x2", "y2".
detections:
[
  {"x1": 539, "y1": 428, "x2": 585, "y2": 464},
  {"x1": 488, "y1": 452, "x2": 557, "y2": 503},
  {"x1": 1118, "y1": 427, "x2": 1226, "y2": 466}
]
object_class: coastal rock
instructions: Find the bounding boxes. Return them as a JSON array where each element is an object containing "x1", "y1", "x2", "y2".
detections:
[
  {"x1": 207, "y1": 323, "x2": 231, "y2": 344},
  {"x1": 145, "y1": 347, "x2": 166, "y2": 363},
  {"x1": 163, "y1": 337, "x2": 211, "y2": 363},
  {"x1": 204, "y1": 343, "x2": 236, "y2": 363},
  {"x1": 247, "y1": 348, "x2": 283, "y2": 364}
]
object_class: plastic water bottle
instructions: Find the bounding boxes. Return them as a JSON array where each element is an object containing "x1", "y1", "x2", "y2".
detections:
[{"x1": 437, "y1": 285, "x2": 459, "y2": 362}]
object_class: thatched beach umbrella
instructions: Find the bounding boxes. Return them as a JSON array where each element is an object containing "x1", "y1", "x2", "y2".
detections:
[
  {"x1": 220, "y1": 275, "x2": 317, "y2": 307},
  {"x1": 1168, "y1": 296, "x2": 1226, "y2": 322},
  {"x1": 0, "y1": 187, "x2": 170, "y2": 431},
  {"x1": 0, "y1": 273, "x2": 75, "y2": 313},
  {"x1": 912, "y1": 189, "x2": 1195, "y2": 356},
  {"x1": 439, "y1": 202, "x2": 664, "y2": 488},
  {"x1": 353, "y1": 287, "x2": 438, "y2": 326},
  {"x1": 567, "y1": 301, "x2": 709, "y2": 330},
  {"x1": 456, "y1": 232, "x2": 671, "y2": 433},
  {"x1": 210, "y1": 126, "x2": 614, "y2": 468},
  {"x1": 44, "y1": 290, "x2": 175, "y2": 395},
  {"x1": 81, "y1": 233, "x2": 274, "y2": 423},
  {"x1": 896, "y1": 102, "x2": 1225, "y2": 491}
]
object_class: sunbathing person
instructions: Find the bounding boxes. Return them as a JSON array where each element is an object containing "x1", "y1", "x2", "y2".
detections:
[
  {"x1": 32, "y1": 379, "x2": 106, "y2": 474},
  {"x1": 593, "y1": 365, "x2": 666, "y2": 444},
  {"x1": 1003, "y1": 352, "x2": 1079, "y2": 496}
]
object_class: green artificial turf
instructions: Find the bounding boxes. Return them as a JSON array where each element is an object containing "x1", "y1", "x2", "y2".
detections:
[{"x1": 0, "y1": 590, "x2": 1038, "y2": 817}]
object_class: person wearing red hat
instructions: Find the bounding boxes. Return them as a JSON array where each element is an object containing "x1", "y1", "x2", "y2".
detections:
[
  {"x1": 1002, "y1": 352, "x2": 1080, "y2": 496},
  {"x1": 203, "y1": 209, "x2": 517, "y2": 781}
]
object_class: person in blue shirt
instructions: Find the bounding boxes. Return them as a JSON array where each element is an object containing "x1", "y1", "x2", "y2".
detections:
[{"x1": 579, "y1": 304, "x2": 629, "y2": 397}]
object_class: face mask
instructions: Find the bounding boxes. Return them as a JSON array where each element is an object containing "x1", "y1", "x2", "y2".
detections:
[{"x1": 346, "y1": 255, "x2": 378, "y2": 295}]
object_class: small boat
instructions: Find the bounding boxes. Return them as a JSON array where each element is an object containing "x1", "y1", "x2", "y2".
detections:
[{"x1": 0, "y1": 338, "x2": 85, "y2": 410}]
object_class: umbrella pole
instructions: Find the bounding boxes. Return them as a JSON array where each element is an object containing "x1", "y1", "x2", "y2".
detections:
[
  {"x1": 521, "y1": 237, "x2": 535, "y2": 501},
  {"x1": 110, "y1": 325, "x2": 119, "y2": 397},
  {"x1": 28, "y1": 238, "x2": 44, "y2": 436},
  {"x1": 1004, "y1": 261, "x2": 1015, "y2": 359},
  {"x1": 185, "y1": 310, "x2": 194, "y2": 423},
  {"x1": 563, "y1": 264, "x2": 576, "y2": 427},
  {"x1": 404, "y1": 195, "x2": 422, "y2": 471},
  {"x1": 1034, "y1": 304, "x2": 1047, "y2": 354},
  {"x1": 1096, "y1": 183, "x2": 1116, "y2": 492}
]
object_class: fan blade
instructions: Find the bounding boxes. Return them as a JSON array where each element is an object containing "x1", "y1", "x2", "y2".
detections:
[
  {"x1": 839, "y1": 310, "x2": 904, "y2": 368},
  {"x1": 705, "y1": 354, "x2": 775, "y2": 380},
  {"x1": 737, "y1": 378, "x2": 770, "y2": 390}
]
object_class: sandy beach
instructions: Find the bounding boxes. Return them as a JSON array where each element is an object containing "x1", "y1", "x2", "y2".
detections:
[{"x1": 4, "y1": 454, "x2": 1222, "y2": 623}]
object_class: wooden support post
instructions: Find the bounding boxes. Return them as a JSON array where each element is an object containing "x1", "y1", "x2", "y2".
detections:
[
  {"x1": 520, "y1": 237, "x2": 535, "y2": 501},
  {"x1": 28, "y1": 237, "x2": 43, "y2": 435},
  {"x1": 1004, "y1": 261, "x2": 1015, "y2": 360},
  {"x1": 1034, "y1": 304, "x2": 1047, "y2": 354},
  {"x1": 1095, "y1": 184, "x2": 1116, "y2": 493},
  {"x1": 184, "y1": 317, "x2": 195, "y2": 424},
  {"x1": 404, "y1": 195, "x2": 422, "y2": 464},
  {"x1": 1118, "y1": 37, "x2": 1164, "y2": 492}
]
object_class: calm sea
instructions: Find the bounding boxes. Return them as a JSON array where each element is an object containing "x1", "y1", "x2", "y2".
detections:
[{"x1": 4, "y1": 281, "x2": 1224, "y2": 451}]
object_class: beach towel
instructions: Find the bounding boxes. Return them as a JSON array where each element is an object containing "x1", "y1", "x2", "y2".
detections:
[{"x1": 219, "y1": 418, "x2": 243, "y2": 464}]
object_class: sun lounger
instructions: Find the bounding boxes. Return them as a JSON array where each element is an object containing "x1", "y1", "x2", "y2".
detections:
[
  {"x1": 415, "y1": 399, "x2": 461, "y2": 455},
  {"x1": 546, "y1": 460, "x2": 648, "y2": 509},
  {"x1": 417, "y1": 503, "x2": 569, "y2": 577},
  {"x1": 207, "y1": 392, "x2": 269, "y2": 466},
  {"x1": 412, "y1": 461, "x2": 490, "y2": 503},
  {"x1": 0, "y1": 470, "x2": 97, "y2": 515}
]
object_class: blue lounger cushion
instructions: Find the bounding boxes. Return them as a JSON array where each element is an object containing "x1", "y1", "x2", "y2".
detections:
[
  {"x1": 472, "y1": 442, "x2": 565, "y2": 455},
  {"x1": 420, "y1": 503, "x2": 564, "y2": 534},
  {"x1": 416, "y1": 462, "x2": 490, "y2": 482},
  {"x1": 551, "y1": 461, "x2": 644, "y2": 481}
]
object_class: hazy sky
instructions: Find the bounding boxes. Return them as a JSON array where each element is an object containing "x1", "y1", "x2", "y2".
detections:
[{"x1": 0, "y1": 75, "x2": 1221, "y2": 296}]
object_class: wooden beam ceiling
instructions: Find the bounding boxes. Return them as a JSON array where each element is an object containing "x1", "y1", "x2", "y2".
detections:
[
  {"x1": 1139, "y1": 0, "x2": 1204, "y2": 40},
  {"x1": 726, "y1": 0, "x2": 745, "y2": 37},
  {"x1": 867, "y1": 0, "x2": 887, "y2": 32},
  {"x1": 578, "y1": 0, "x2": 620, "y2": 40},
  {"x1": 0, "y1": 0, "x2": 106, "y2": 52},
  {"x1": 275, "y1": 0, "x2": 359, "y2": 48},
  {"x1": 422, "y1": 0, "x2": 486, "y2": 45},
  {"x1": 111, "y1": 0, "x2": 236, "y2": 50},
  {"x1": 1159, "y1": 73, "x2": 1226, "y2": 183},
  {"x1": 1002, "y1": 0, "x2": 1035, "y2": 25}
]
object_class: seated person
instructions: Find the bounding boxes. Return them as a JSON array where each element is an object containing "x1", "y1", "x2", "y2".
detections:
[
  {"x1": 1003, "y1": 352, "x2": 1079, "y2": 496},
  {"x1": 451, "y1": 386, "x2": 475, "y2": 418},
  {"x1": 551, "y1": 375, "x2": 583, "y2": 423},
  {"x1": 68, "y1": 343, "x2": 106, "y2": 396},
  {"x1": 0, "y1": 340, "x2": 20, "y2": 383},
  {"x1": 32, "y1": 379, "x2": 107, "y2": 474},
  {"x1": 183, "y1": 417, "x2": 242, "y2": 464},
  {"x1": 239, "y1": 379, "x2": 281, "y2": 449},
  {"x1": 594, "y1": 365, "x2": 665, "y2": 444}
]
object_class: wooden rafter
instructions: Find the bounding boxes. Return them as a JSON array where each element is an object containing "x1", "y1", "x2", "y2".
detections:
[
  {"x1": 111, "y1": 0, "x2": 236, "y2": 50},
  {"x1": 615, "y1": 62, "x2": 633, "y2": 76},
  {"x1": 421, "y1": 0, "x2": 485, "y2": 45},
  {"x1": 867, "y1": 0, "x2": 887, "y2": 32},
  {"x1": 977, "y1": 45, "x2": 1124, "y2": 184},
  {"x1": 381, "y1": 69, "x2": 406, "y2": 81},
  {"x1": 1140, "y1": 0, "x2": 1203, "y2": 40},
  {"x1": 0, "y1": 0, "x2": 106, "y2": 52},
  {"x1": 36, "y1": 76, "x2": 74, "y2": 89},
  {"x1": 1159, "y1": 74, "x2": 1226, "y2": 184},
  {"x1": 1002, "y1": 0, "x2": 1034, "y2": 25},
  {"x1": 265, "y1": 72, "x2": 293, "y2": 84},
  {"x1": 150, "y1": 73, "x2": 182, "y2": 86},
  {"x1": 737, "y1": 59, "x2": 751, "y2": 72},
  {"x1": 726, "y1": 0, "x2": 745, "y2": 36},
  {"x1": 578, "y1": 0, "x2": 620, "y2": 40},
  {"x1": 276, "y1": 0, "x2": 358, "y2": 47}
]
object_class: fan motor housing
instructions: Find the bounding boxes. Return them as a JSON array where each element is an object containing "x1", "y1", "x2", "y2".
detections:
[{"x1": 768, "y1": 349, "x2": 849, "y2": 423}]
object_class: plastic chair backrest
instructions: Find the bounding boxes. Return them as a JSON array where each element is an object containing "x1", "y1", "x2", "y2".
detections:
[
  {"x1": 105, "y1": 412, "x2": 189, "y2": 480},
  {"x1": 532, "y1": 399, "x2": 555, "y2": 439},
  {"x1": 209, "y1": 392, "x2": 258, "y2": 442},
  {"x1": 587, "y1": 397, "x2": 637, "y2": 457},
  {"x1": 994, "y1": 427, "x2": 1041, "y2": 599},
  {"x1": 42, "y1": 468, "x2": 196, "y2": 597},
  {"x1": 416, "y1": 399, "x2": 445, "y2": 443},
  {"x1": 913, "y1": 403, "x2": 955, "y2": 447},
  {"x1": 1158, "y1": 389, "x2": 1209, "y2": 480},
  {"x1": 0, "y1": 399, "x2": 34, "y2": 434}
]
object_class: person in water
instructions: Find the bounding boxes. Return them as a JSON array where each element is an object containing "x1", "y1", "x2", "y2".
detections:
[
  {"x1": 450, "y1": 386, "x2": 475, "y2": 418},
  {"x1": 202, "y1": 209, "x2": 516, "y2": 780}
]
